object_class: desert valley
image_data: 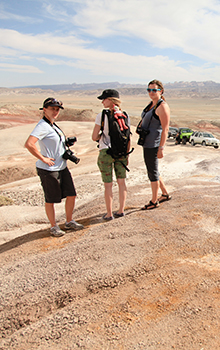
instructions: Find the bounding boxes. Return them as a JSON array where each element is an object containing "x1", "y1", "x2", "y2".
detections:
[{"x1": 1, "y1": 83, "x2": 220, "y2": 349}]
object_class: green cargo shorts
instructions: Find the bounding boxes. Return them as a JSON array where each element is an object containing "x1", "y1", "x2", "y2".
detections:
[{"x1": 97, "y1": 149, "x2": 127, "y2": 183}]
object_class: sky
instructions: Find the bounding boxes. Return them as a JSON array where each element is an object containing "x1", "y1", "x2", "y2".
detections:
[{"x1": 1, "y1": 0, "x2": 220, "y2": 87}]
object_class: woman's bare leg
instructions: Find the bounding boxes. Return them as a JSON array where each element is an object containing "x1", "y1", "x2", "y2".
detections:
[
  {"x1": 117, "y1": 178, "x2": 127, "y2": 214},
  {"x1": 104, "y1": 182, "x2": 113, "y2": 217},
  {"x1": 45, "y1": 202, "x2": 56, "y2": 227}
]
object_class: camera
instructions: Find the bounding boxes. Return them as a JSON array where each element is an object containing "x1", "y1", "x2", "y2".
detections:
[
  {"x1": 62, "y1": 149, "x2": 80, "y2": 164},
  {"x1": 65, "y1": 136, "x2": 77, "y2": 147},
  {"x1": 63, "y1": 136, "x2": 80, "y2": 164},
  {"x1": 136, "y1": 126, "x2": 150, "y2": 146}
]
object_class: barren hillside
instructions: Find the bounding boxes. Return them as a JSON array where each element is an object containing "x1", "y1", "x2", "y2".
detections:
[{"x1": 1, "y1": 99, "x2": 220, "y2": 349}]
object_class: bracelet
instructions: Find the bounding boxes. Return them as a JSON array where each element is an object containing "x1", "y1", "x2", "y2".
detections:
[{"x1": 159, "y1": 146, "x2": 164, "y2": 150}]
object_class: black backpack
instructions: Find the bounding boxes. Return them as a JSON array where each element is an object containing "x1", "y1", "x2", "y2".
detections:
[{"x1": 100, "y1": 109, "x2": 134, "y2": 171}]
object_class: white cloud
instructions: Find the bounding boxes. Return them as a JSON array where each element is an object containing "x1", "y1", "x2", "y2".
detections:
[
  {"x1": 0, "y1": 28, "x2": 219, "y2": 82},
  {"x1": 0, "y1": 63, "x2": 42, "y2": 73},
  {"x1": 1, "y1": 0, "x2": 220, "y2": 84},
  {"x1": 0, "y1": 29, "x2": 88, "y2": 56},
  {"x1": 58, "y1": 0, "x2": 220, "y2": 64}
]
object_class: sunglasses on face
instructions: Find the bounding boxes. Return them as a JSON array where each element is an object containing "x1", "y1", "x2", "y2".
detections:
[{"x1": 147, "y1": 88, "x2": 161, "y2": 93}]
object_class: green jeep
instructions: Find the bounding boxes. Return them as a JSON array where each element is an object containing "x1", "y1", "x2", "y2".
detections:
[{"x1": 175, "y1": 128, "x2": 194, "y2": 145}]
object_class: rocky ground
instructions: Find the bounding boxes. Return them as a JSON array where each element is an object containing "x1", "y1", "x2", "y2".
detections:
[
  {"x1": 1, "y1": 139, "x2": 220, "y2": 349},
  {"x1": 1, "y1": 99, "x2": 220, "y2": 349}
]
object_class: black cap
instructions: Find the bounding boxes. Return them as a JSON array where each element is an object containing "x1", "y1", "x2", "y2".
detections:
[
  {"x1": 39, "y1": 97, "x2": 64, "y2": 110},
  {"x1": 97, "y1": 89, "x2": 120, "y2": 100}
]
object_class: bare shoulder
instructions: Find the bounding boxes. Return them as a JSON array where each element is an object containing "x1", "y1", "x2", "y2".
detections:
[{"x1": 158, "y1": 100, "x2": 170, "y2": 114}]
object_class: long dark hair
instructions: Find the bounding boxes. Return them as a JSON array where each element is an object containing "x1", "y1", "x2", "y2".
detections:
[{"x1": 148, "y1": 79, "x2": 166, "y2": 101}]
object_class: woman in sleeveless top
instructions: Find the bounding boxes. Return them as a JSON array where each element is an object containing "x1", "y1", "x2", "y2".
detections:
[{"x1": 140, "y1": 80, "x2": 172, "y2": 210}]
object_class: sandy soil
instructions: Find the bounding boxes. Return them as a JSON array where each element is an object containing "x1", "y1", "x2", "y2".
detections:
[{"x1": 1, "y1": 96, "x2": 220, "y2": 349}]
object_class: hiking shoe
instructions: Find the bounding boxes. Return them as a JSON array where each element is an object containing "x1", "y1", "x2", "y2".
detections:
[
  {"x1": 50, "y1": 225, "x2": 65, "y2": 237},
  {"x1": 65, "y1": 220, "x2": 84, "y2": 230},
  {"x1": 102, "y1": 214, "x2": 114, "y2": 221}
]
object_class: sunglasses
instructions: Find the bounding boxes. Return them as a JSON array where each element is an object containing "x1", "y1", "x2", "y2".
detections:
[
  {"x1": 147, "y1": 88, "x2": 161, "y2": 93},
  {"x1": 48, "y1": 98, "x2": 63, "y2": 106}
]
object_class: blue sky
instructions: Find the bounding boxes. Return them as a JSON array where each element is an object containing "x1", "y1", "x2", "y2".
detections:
[{"x1": 1, "y1": 0, "x2": 220, "y2": 87}]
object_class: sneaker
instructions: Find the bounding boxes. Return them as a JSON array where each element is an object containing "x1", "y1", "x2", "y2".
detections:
[
  {"x1": 65, "y1": 220, "x2": 84, "y2": 230},
  {"x1": 50, "y1": 225, "x2": 65, "y2": 237}
]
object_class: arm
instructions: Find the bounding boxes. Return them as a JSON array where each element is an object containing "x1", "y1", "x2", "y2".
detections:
[
  {"x1": 92, "y1": 123, "x2": 101, "y2": 142},
  {"x1": 157, "y1": 102, "x2": 170, "y2": 159},
  {"x1": 127, "y1": 140, "x2": 131, "y2": 153},
  {"x1": 24, "y1": 135, "x2": 55, "y2": 166}
]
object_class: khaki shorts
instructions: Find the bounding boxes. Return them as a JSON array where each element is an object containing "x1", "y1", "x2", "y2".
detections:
[{"x1": 97, "y1": 149, "x2": 127, "y2": 183}]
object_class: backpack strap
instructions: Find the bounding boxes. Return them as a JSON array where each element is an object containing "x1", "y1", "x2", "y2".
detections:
[
  {"x1": 107, "y1": 147, "x2": 131, "y2": 172},
  {"x1": 100, "y1": 109, "x2": 106, "y2": 134},
  {"x1": 98, "y1": 109, "x2": 112, "y2": 149}
]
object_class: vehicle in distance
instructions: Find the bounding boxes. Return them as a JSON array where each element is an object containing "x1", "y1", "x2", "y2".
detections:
[
  {"x1": 175, "y1": 128, "x2": 194, "y2": 144},
  {"x1": 168, "y1": 126, "x2": 178, "y2": 138},
  {"x1": 189, "y1": 131, "x2": 220, "y2": 149}
]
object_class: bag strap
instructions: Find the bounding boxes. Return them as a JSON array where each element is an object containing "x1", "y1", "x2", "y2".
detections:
[
  {"x1": 43, "y1": 116, "x2": 67, "y2": 149},
  {"x1": 107, "y1": 147, "x2": 133, "y2": 172},
  {"x1": 120, "y1": 144, "x2": 135, "y2": 172},
  {"x1": 153, "y1": 98, "x2": 163, "y2": 119},
  {"x1": 142, "y1": 98, "x2": 164, "y2": 129},
  {"x1": 143, "y1": 99, "x2": 163, "y2": 114},
  {"x1": 143, "y1": 101, "x2": 153, "y2": 113}
]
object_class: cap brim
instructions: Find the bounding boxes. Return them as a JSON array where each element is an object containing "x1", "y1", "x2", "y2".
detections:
[
  {"x1": 97, "y1": 95, "x2": 104, "y2": 100},
  {"x1": 39, "y1": 104, "x2": 64, "y2": 110}
]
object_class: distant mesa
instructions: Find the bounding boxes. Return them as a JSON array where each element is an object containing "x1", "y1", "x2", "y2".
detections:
[
  {"x1": 17, "y1": 81, "x2": 147, "y2": 91},
  {"x1": 1, "y1": 80, "x2": 220, "y2": 98}
]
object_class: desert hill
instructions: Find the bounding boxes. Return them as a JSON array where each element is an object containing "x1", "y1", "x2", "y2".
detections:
[{"x1": 1, "y1": 95, "x2": 220, "y2": 349}]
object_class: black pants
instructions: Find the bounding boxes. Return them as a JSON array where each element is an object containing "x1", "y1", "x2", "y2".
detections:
[
  {"x1": 37, "y1": 167, "x2": 76, "y2": 203},
  {"x1": 143, "y1": 147, "x2": 160, "y2": 182}
]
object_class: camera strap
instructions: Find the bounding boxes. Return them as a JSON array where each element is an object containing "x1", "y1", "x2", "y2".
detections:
[
  {"x1": 142, "y1": 98, "x2": 163, "y2": 130},
  {"x1": 43, "y1": 116, "x2": 67, "y2": 149},
  {"x1": 42, "y1": 116, "x2": 80, "y2": 164}
]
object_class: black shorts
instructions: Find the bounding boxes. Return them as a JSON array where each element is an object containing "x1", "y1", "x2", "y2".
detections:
[
  {"x1": 37, "y1": 167, "x2": 76, "y2": 203},
  {"x1": 143, "y1": 147, "x2": 160, "y2": 182}
]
